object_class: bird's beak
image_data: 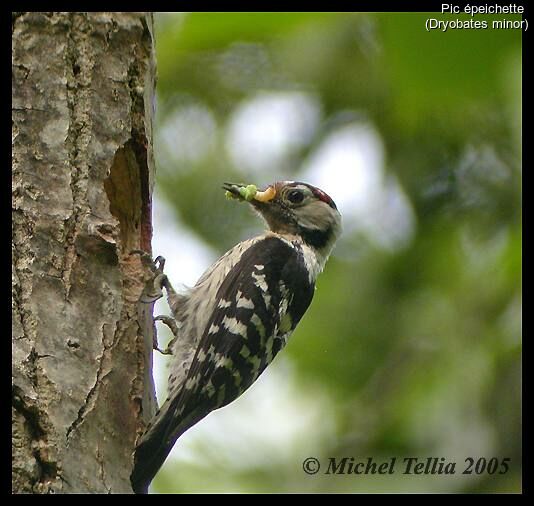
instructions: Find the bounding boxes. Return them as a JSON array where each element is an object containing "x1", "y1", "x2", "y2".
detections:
[
  {"x1": 222, "y1": 182, "x2": 277, "y2": 204},
  {"x1": 224, "y1": 182, "x2": 290, "y2": 233}
]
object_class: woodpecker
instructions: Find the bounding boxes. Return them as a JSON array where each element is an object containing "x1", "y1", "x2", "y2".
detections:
[{"x1": 131, "y1": 181, "x2": 341, "y2": 493}]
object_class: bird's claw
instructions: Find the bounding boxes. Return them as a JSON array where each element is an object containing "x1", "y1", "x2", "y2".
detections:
[
  {"x1": 153, "y1": 315, "x2": 179, "y2": 354},
  {"x1": 130, "y1": 250, "x2": 166, "y2": 274},
  {"x1": 130, "y1": 251, "x2": 170, "y2": 303}
]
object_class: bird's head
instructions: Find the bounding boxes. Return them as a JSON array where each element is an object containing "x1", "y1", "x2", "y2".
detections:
[{"x1": 223, "y1": 181, "x2": 342, "y2": 261}]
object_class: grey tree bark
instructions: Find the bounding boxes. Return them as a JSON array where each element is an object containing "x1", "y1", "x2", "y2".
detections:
[{"x1": 12, "y1": 12, "x2": 157, "y2": 493}]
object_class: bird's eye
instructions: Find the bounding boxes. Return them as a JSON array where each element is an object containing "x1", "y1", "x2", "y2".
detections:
[{"x1": 287, "y1": 190, "x2": 304, "y2": 204}]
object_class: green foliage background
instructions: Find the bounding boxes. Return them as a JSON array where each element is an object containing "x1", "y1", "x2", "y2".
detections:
[{"x1": 151, "y1": 12, "x2": 521, "y2": 493}]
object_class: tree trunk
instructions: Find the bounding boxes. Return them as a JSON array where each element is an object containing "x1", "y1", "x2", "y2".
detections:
[{"x1": 12, "y1": 12, "x2": 157, "y2": 493}]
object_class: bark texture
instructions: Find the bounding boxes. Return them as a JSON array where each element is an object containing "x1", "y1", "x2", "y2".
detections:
[{"x1": 12, "y1": 12, "x2": 157, "y2": 493}]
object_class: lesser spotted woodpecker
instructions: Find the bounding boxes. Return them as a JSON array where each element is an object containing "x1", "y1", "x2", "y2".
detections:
[{"x1": 131, "y1": 181, "x2": 341, "y2": 493}]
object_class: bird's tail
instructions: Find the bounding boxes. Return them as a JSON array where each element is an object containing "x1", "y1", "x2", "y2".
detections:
[{"x1": 130, "y1": 393, "x2": 208, "y2": 494}]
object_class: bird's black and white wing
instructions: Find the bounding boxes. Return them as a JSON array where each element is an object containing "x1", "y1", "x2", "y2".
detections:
[{"x1": 131, "y1": 236, "x2": 315, "y2": 493}]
